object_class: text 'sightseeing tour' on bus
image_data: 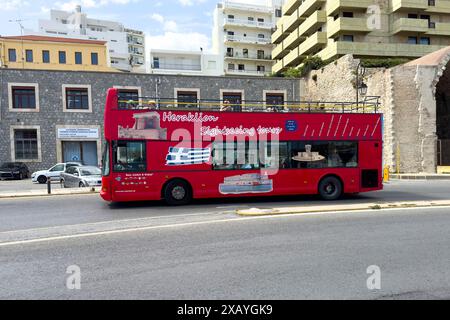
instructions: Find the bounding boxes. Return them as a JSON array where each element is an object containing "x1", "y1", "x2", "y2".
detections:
[{"x1": 101, "y1": 88, "x2": 383, "y2": 205}]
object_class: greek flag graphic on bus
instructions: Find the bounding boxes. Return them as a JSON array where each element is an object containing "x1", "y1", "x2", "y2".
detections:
[{"x1": 165, "y1": 147, "x2": 211, "y2": 166}]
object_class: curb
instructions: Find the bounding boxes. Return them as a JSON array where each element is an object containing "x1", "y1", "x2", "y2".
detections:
[
  {"x1": 236, "y1": 200, "x2": 450, "y2": 217},
  {"x1": 390, "y1": 175, "x2": 450, "y2": 181},
  {"x1": 0, "y1": 189, "x2": 100, "y2": 199}
]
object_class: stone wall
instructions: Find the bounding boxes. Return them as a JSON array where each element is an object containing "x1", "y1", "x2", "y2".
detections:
[
  {"x1": 299, "y1": 53, "x2": 444, "y2": 173},
  {"x1": 0, "y1": 69, "x2": 300, "y2": 172}
]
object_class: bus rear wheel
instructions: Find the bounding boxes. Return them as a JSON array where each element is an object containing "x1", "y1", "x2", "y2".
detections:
[
  {"x1": 319, "y1": 176, "x2": 343, "y2": 201},
  {"x1": 164, "y1": 180, "x2": 192, "y2": 206}
]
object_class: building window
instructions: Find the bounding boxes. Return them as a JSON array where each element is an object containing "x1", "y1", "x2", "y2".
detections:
[
  {"x1": 408, "y1": 36, "x2": 418, "y2": 44},
  {"x1": 222, "y1": 92, "x2": 243, "y2": 112},
  {"x1": 14, "y1": 129, "x2": 38, "y2": 161},
  {"x1": 243, "y1": 48, "x2": 248, "y2": 57},
  {"x1": 177, "y1": 91, "x2": 198, "y2": 109},
  {"x1": 228, "y1": 63, "x2": 235, "y2": 70},
  {"x1": 343, "y1": 35, "x2": 354, "y2": 42},
  {"x1": 420, "y1": 37, "x2": 431, "y2": 45},
  {"x1": 12, "y1": 87, "x2": 37, "y2": 109},
  {"x1": 153, "y1": 57, "x2": 160, "y2": 69},
  {"x1": 238, "y1": 64, "x2": 245, "y2": 71},
  {"x1": 258, "y1": 34, "x2": 265, "y2": 38},
  {"x1": 343, "y1": 12, "x2": 354, "y2": 18},
  {"x1": 257, "y1": 50, "x2": 265, "y2": 59},
  {"x1": 42, "y1": 50, "x2": 50, "y2": 63},
  {"x1": 266, "y1": 93, "x2": 284, "y2": 110},
  {"x1": 227, "y1": 47, "x2": 234, "y2": 57},
  {"x1": 75, "y1": 52, "x2": 82, "y2": 65},
  {"x1": 257, "y1": 65, "x2": 266, "y2": 73},
  {"x1": 118, "y1": 89, "x2": 139, "y2": 109},
  {"x1": 8, "y1": 49, "x2": 16, "y2": 62},
  {"x1": 65, "y1": 88, "x2": 90, "y2": 110},
  {"x1": 91, "y1": 52, "x2": 99, "y2": 65},
  {"x1": 25, "y1": 50, "x2": 33, "y2": 62},
  {"x1": 275, "y1": 9, "x2": 282, "y2": 18},
  {"x1": 258, "y1": 18, "x2": 265, "y2": 23},
  {"x1": 59, "y1": 51, "x2": 66, "y2": 64},
  {"x1": 408, "y1": 13, "x2": 418, "y2": 19}
]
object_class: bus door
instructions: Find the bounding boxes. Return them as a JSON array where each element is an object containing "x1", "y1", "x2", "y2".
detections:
[
  {"x1": 359, "y1": 140, "x2": 383, "y2": 191},
  {"x1": 111, "y1": 140, "x2": 150, "y2": 201}
]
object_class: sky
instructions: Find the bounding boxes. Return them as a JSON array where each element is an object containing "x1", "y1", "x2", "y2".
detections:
[{"x1": 0, "y1": 0, "x2": 273, "y2": 52}]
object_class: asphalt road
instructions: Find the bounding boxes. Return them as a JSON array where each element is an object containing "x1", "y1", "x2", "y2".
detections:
[
  {"x1": 1, "y1": 180, "x2": 450, "y2": 299},
  {"x1": 0, "y1": 206, "x2": 449, "y2": 300},
  {"x1": 1, "y1": 180, "x2": 450, "y2": 232}
]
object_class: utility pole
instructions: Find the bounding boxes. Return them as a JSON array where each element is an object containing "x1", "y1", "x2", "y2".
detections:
[{"x1": 9, "y1": 19, "x2": 26, "y2": 69}]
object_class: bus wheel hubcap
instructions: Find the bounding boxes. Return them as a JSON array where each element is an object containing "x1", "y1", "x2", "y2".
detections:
[
  {"x1": 172, "y1": 186, "x2": 186, "y2": 200},
  {"x1": 325, "y1": 184, "x2": 335, "y2": 195}
]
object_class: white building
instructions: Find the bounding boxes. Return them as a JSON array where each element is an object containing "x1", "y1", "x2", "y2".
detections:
[
  {"x1": 149, "y1": 49, "x2": 222, "y2": 76},
  {"x1": 31, "y1": 5, "x2": 146, "y2": 73},
  {"x1": 212, "y1": 0, "x2": 284, "y2": 77}
]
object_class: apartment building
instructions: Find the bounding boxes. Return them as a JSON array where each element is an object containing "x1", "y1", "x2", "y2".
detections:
[
  {"x1": 0, "y1": 35, "x2": 113, "y2": 72},
  {"x1": 213, "y1": 0, "x2": 285, "y2": 76},
  {"x1": 272, "y1": 0, "x2": 450, "y2": 73},
  {"x1": 149, "y1": 49, "x2": 222, "y2": 76},
  {"x1": 30, "y1": 5, "x2": 146, "y2": 73}
]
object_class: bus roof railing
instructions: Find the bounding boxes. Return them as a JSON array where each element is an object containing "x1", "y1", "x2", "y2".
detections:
[{"x1": 115, "y1": 96, "x2": 382, "y2": 114}]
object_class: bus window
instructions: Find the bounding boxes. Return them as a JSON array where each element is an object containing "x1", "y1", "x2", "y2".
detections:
[
  {"x1": 102, "y1": 141, "x2": 110, "y2": 176},
  {"x1": 260, "y1": 142, "x2": 290, "y2": 169},
  {"x1": 113, "y1": 141, "x2": 146, "y2": 172},
  {"x1": 290, "y1": 141, "x2": 358, "y2": 169},
  {"x1": 213, "y1": 142, "x2": 259, "y2": 170}
]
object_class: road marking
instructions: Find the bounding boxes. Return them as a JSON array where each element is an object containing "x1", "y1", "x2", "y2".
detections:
[{"x1": 1, "y1": 205, "x2": 449, "y2": 248}]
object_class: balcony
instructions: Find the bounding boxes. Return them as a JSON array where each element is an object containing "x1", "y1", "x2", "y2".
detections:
[
  {"x1": 225, "y1": 35, "x2": 272, "y2": 45},
  {"x1": 282, "y1": 8, "x2": 302, "y2": 33},
  {"x1": 427, "y1": 22, "x2": 450, "y2": 36},
  {"x1": 224, "y1": 18, "x2": 274, "y2": 30},
  {"x1": 283, "y1": 27, "x2": 306, "y2": 51},
  {"x1": 223, "y1": 0, "x2": 272, "y2": 14},
  {"x1": 273, "y1": 59, "x2": 285, "y2": 73},
  {"x1": 224, "y1": 52, "x2": 273, "y2": 61},
  {"x1": 282, "y1": 0, "x2": 301, "y2": 16},
  {"x1": 298, "y1": 31, "x2": 327, "y2": 56},
  {"x1": 327, "y1": 17, "x2": 371, "y2": 38},
  {"x1": 318, "y1": 40, "x2": 446, "y2": 60},
  {"x1": 297, "y1": 10, "x2": 326, "y2": 38},
  {"x1": 298, "y1": 0, "x2": 326, "y2": 18},
  {"x1": 272, "y1": 42, "x2": 290, "y2": 60},
  {"x1": 426, "y1": 0, "x2": 450, "y2": 14},
  {"x1": 327, "y1": 0, "x2": 374, "y2": 16},
  {"x1": 283, "y1": 47, "x2": 304, "y2": 68},
  {"x1": 391, "y1": 0, "x2": 428, "y2": 12},
  {"x1": 152, "y1": 63, "x2": 202, "y2": 72},
  {"x1": 393, "y1": 18, "x2": 429, "y2": 34},
  {"x1": 272, "y1": 27, "x2": 287, "y2": 44}
]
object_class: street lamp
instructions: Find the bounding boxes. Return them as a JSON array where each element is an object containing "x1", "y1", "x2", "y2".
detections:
[{"x1": 356, "y1": 61, "x2": 366, "y2": 107}]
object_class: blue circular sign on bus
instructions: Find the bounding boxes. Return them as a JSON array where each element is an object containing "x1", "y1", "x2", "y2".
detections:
[{"x1": 285, "y1": 120, "x2": 298, "y2": 132}]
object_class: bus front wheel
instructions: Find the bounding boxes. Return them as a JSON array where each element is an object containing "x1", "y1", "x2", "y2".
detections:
[
  {"x1": 163, "y1": 179, "x2": 192, "y2": 206},
  {"x1": 319, "y1": 176, "x2": 343, "y2": 201}
]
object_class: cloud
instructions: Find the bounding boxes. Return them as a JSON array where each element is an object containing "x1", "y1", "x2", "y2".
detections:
[
  {"x1": 1, "y1": 0, "x2": 30, "y2": 11},
  {"x1": 55, "y1": 0, "x2": 139, "y2": 11},
  {"x1": 178, "y1": 0, "x2": 207, "y2": 7},
  {"x1": 150, "y1": 13, "x2": 164, "y2": 24}
]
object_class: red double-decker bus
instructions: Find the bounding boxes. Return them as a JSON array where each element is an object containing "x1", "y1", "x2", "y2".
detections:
[{"x1": 101, "y1": 88, "x2": 383, "y2": 205}]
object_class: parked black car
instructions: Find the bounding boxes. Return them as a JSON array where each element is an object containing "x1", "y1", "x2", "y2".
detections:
[{"x1": 0, "y1": 162, "x2": 30, "y2": 180}]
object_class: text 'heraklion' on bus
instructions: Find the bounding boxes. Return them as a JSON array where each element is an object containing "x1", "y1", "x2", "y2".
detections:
[{"x1": 100, "y1": 89, "x2": 383, "y2": 205}]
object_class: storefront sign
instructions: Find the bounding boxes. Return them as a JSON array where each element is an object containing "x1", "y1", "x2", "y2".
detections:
[{"x1": 58, "y1": 128, "x2": 99, "y2": 139}]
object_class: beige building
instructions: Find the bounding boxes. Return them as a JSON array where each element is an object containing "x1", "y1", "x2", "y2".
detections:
[
  {"x1": 0, "y1": 35, "x2": 114, "y2": 72},
  {"x1": 273, "y1": 0, "x2": 450, "y2": 73}
]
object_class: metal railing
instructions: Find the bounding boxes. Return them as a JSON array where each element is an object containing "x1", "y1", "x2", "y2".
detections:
[{"x1": 116, "y1": 97, "x2": 381, "y2": 114}]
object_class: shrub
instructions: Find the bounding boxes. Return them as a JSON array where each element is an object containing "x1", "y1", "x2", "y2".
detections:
[{"x1": 361, "y1": 58, "x2": 411, "y2": 68}]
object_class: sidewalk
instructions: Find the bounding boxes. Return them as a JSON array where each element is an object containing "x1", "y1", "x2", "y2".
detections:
[
  {"x1": 0, "y1": 187, "x2": 100, "y2": 199},
  {"x1": 391, "y1": 174, "x2": 450, "y2": 180},
  {"x1": 237, "y1": 200, "x2": 450, "y2": 216}
]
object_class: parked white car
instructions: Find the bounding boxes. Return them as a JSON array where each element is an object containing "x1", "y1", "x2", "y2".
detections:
[
  {"x1": 60, "y1": 166, "x2": 102, "y2": 188},
  {"x1": 31, "y1": 162, "x2": 82, "y2": 184}
]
